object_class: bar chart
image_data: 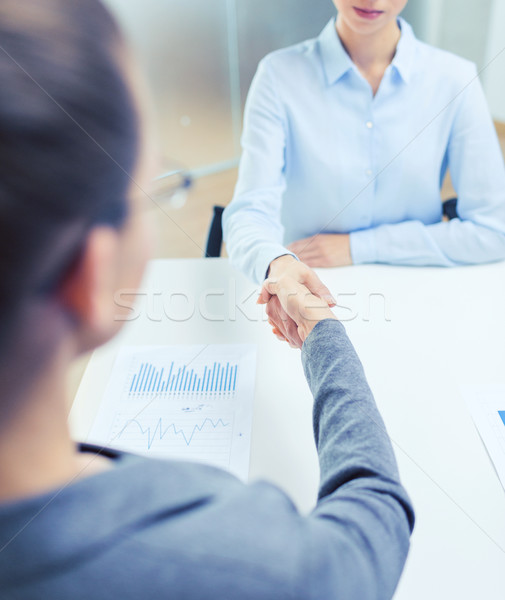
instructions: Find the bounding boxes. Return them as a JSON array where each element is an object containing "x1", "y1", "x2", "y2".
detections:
[{"x1": 128, "y1": 360, "x2": 238, "y2": 397}]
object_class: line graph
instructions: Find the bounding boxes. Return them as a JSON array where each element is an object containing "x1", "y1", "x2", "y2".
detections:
[
  {"x1": 117, "y1": 417, "x2": 230, "y2": 449},
  {"x1": 109, "y1": 412, "x2": 234, "y2": 467}
]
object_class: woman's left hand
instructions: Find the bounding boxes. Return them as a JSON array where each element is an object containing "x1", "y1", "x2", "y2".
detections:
[{"x1": 287, "y1": 234, "x2": 352, "y2": 268}]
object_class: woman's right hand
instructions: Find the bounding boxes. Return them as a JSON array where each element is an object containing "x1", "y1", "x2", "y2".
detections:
[{"x1": 258, "y1": 255, "x2": 337, "y2": 348}]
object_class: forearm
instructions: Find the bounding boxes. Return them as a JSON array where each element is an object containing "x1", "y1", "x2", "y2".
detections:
[
  {"x1": 302, "y1": 319, "x2": 407, "y2": 499},
  {"x1": 223, "y1": 202, "x2": 295, "y2": 283},
  {"x1": 223, "y1": 54, "x2": 295, "y2": 283},
  {"x1": 301, "y1": 319, "x2": 414, "y2": 599},
  {"x1": 350, "y1": 218, "x2": 505, "y2": 266}
]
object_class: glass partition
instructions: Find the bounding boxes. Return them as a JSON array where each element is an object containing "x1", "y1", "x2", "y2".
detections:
[
  {"x1": 103, "y1": 0, "x2": 236, "y2": 169},
  {"x1": 103, "y1": 0, "x2": 505, "y2": 173}
]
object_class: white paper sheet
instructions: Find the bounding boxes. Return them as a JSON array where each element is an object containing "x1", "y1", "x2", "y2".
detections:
[
  {"x1": 87, "y1": 344, "x2": 256, "y2": 480},
  {"x1": 462, "y1": 384, "x2": 505, "y2": 491}
]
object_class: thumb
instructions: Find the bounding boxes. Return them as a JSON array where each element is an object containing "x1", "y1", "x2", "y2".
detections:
[{"x1": 257, "y1": 280, "x2": 274, "y2": 305}]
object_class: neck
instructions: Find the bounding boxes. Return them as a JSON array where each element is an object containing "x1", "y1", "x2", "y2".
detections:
[
  {"x1": 336, "y1": 15, "x2": 401, "y2": 71},
  {"x1": 0, "y1": 339, "x2": 109, "y2": 503}
]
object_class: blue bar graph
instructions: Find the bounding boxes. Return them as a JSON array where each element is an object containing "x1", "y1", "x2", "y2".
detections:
[{"x1": 128, "y1": 361, "x2": 238, "y2": 396}]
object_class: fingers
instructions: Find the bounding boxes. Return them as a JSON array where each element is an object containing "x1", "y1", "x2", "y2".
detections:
[
  {"x1": 262, "y1": 278, "x2": 277, "y2": 297},
  {"x1": 268, "y1": 316, "x2": 287, "y2": 342},
  {"x1": 267, "y1": 296, "x2": 302, "y2": 347},
  {"x1": 287, "y1": 236, "x2": 316, "y2": 260},
  {"x1": 264, "y1": 277, "x2": 336, "y2": 344},
  {"x1": 287, "y1": 234, "x2": 352, "y2": 269},
  {"x1": 300, "y1": 256, "x2": 320, "y2": 268},
  {"x1": 264, "y1": 252, "x2": 336, "y2": 307},
  {"x1": 260, "y1": 279, "x2": 303, "y2": 348},
  {"x1": 265, "y1": 295, "x2": 303, "y2": 348},
  {"x1": 264, "y1": 278, "x2": 306, "y2": 316},
  {"x1": 264, "y1": 271, "x2": 335, "y2": 310},
  {"x1": 266, "y1": 280, "x2": 308, "y2": 325},
  {"x1": 257, "y1": 283, "x2": 272, "y2": 305},
  {"x1": 294, "y1": 247, "x2": 321, "y2": 267},
  {"x1": 286, "y1": 237, "x2": 311, "y2": 255},
  {"x1": 302, "y1": 268, "x2": 336, "y2": 307},
  {"x1": 271, "y1": 326, "x2": 286, "y2": 342}
]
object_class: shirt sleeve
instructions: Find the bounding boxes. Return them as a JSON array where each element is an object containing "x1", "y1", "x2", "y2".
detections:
[
  {"x1": 298, "y1": 319, "x2": 414, "y2": 600},
  {"x1": 222, "y1": 57, "x2": 297, "y2": 284},
  {"x1": 350, "y1": 65, "x2": 505, "y2": 267}
]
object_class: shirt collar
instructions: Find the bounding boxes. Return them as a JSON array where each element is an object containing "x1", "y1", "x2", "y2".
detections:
[
  {"x1": 318, "y1": 16, "x2": 417, "y2": 86},
  {"x1": 318, "y1": 18, "x2": 354, "y2": 85},
  {"x1": 391, "y1": 17, "x2": 416, "y2": 83}
]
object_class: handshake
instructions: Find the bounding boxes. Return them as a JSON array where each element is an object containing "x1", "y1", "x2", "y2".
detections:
[{"x1": 257, "y1": 255, "x2": 337, "y2": 349}]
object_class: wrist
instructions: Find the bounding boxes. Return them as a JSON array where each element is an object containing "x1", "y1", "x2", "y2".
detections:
[
  {"x1": 300, "y1": 315, "x2": 338, "y2": 343},
  {"x1": 267, "y1": 254, "x2": 297, "y2": 277}
]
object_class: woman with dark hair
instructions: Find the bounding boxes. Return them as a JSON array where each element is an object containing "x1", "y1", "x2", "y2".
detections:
[{"x1": 0, "y1": 1, "x2": 413, "y2": 597}]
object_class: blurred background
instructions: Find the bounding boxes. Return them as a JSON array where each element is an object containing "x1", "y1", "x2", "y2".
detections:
[{"x1": 100, "y1": 0, "x2": 505, "y2": 258}]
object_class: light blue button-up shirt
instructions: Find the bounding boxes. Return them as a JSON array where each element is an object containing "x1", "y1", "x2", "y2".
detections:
[{"x1": 223, "y1": 18, "x2": 505, "y2": 284}]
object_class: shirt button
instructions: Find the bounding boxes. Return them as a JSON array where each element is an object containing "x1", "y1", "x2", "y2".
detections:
[
  {"x1": 366, "y1": 121, "x2": 373, "y2": 129},
  {"x1": 365, "y1": 169, "x2": 373, "y2": 177}
]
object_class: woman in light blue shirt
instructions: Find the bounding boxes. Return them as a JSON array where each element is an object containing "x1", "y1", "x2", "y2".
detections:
[{"x1": 223, "y1": 0, "x2": 505, "y2": 286}]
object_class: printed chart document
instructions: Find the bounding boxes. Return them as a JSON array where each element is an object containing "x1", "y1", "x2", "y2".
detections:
[
  {"x1": 462, "y1": 384, "x2": 505, "y2": 491},
  {"x1": 88, "y1": 344, "x2": 256, "y2": 480}
]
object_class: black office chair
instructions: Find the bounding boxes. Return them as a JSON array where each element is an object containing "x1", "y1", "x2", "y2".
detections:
[
  {"x1": 204, "y1": 199, "x2": 458, "y2": 258},
  {"x1": 205, "y1": 205, "x2": 225, "y2": 257},
  {"x1": 442, "y1": 197, "x2": 458, "y2": 220}
]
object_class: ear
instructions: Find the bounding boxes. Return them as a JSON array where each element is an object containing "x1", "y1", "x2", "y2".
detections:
[{"x1": 59, "y1": 226, "x2": 122, "y2": 350}]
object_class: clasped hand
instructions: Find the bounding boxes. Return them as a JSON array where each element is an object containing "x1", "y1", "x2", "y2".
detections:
[{"x1": 257, "y1": 255, "x2": 337, "y2": 348}]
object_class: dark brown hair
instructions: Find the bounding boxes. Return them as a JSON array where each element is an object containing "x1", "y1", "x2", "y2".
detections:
[
  {"x1": 0, "y1": 0, "x2": 139, "y2": 351},
  {"x1": 0, "y1": 0, "x2": 140, "y2": 410}
]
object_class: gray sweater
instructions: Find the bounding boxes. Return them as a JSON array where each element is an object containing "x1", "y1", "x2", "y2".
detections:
[{"x1": 0, "y1": 320, "x2": 414, "y2": 599}]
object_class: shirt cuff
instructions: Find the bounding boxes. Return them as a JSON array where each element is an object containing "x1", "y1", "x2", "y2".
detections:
[{"x1": 350, "y1": 229, "x2": 377, "y2": 265}]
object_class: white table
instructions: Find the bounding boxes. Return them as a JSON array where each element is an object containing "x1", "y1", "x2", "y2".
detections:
[{"x1": 70, "y1": 258, "x2": 505, "y2": 599}]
